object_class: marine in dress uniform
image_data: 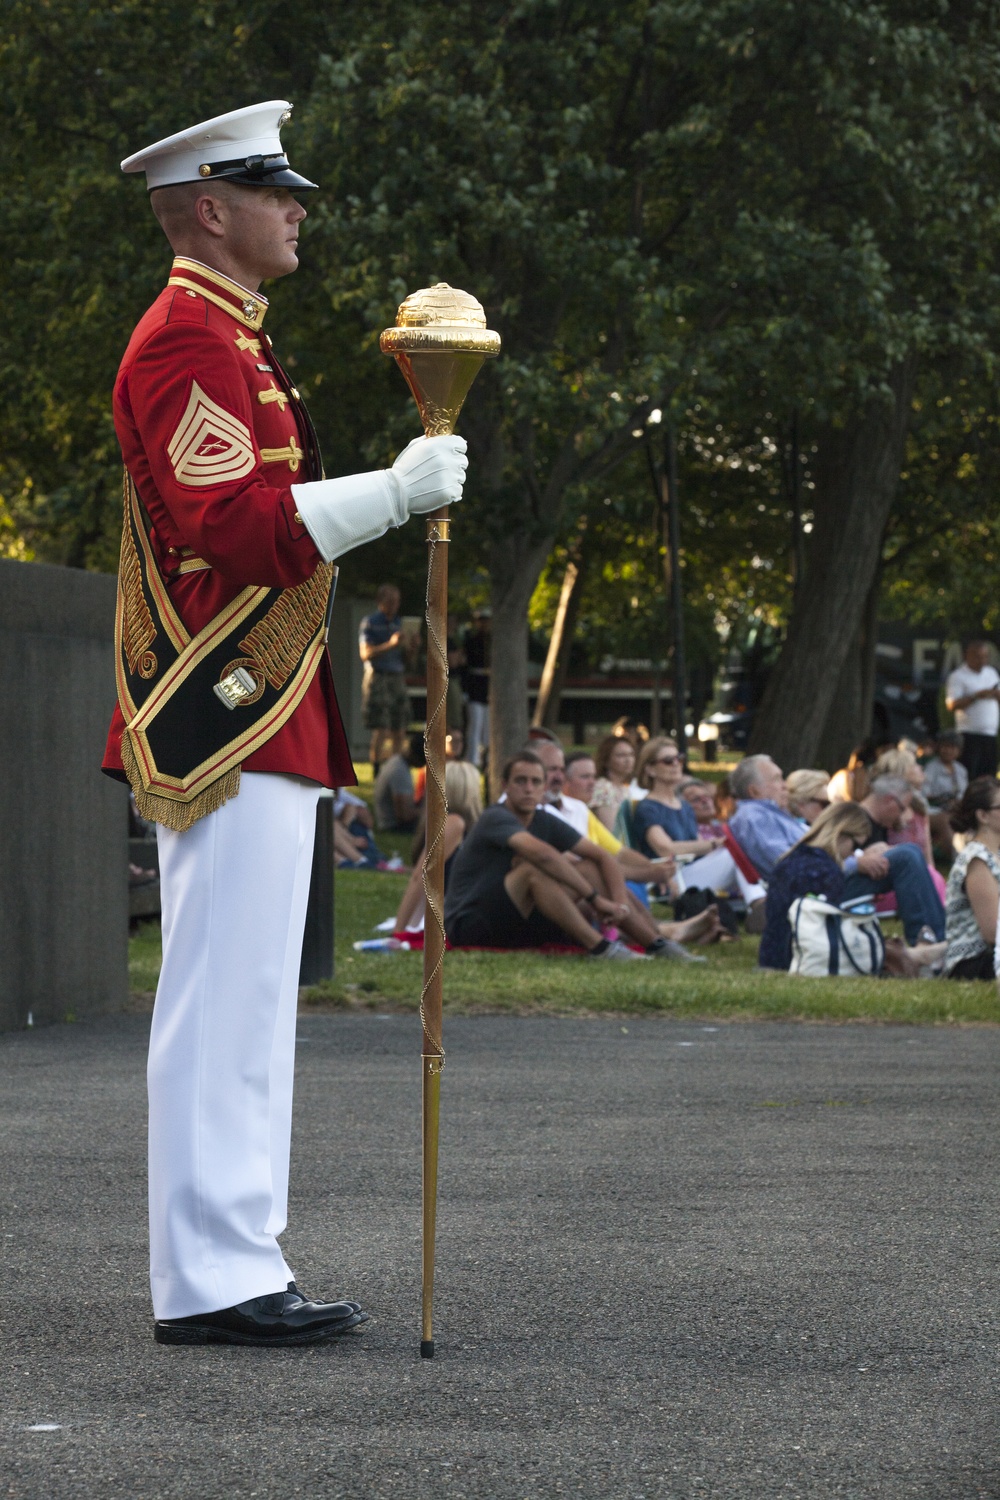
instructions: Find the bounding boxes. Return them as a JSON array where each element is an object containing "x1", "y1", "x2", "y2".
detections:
[{"x1": 105, "y1": 102, "x2": 467, "y2": 1346}]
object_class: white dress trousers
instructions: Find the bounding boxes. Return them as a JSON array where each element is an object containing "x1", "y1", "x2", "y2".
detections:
[{"x1": 149, "y1": 772, "x2": 320, "y2": 1320}]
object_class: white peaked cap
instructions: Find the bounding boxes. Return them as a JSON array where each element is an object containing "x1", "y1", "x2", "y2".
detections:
[{"x1": 120, "y1": 100, "x2": 317, "y2": 192}]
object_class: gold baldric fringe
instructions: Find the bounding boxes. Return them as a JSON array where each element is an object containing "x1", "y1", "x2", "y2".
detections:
[
  {"x1": 118, "y1": 475, "x2": 158, "y2": 679},
  {"x1": 238, "y1": 562, "x2": 334, "y2": 689},
  {"x1": 122, "y1": 730, "x2": 241, "y2": 832}
]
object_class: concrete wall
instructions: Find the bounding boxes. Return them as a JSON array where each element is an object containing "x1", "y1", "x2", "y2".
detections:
[{"x1": 0, "y1": 559, "x2": 128, "y2": 1030}]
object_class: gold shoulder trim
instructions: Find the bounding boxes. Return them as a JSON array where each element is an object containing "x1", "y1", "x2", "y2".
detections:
[
  {"x1": 171, "y1": 257, "x2": 269, "y2": 310},
  {"x1": 167, "y1": 276, "x2": 267, "y2": 332}
]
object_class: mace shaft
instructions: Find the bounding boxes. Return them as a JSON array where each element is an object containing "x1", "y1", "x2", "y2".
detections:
[{"x1": 420, "y1": 504, "x2": 449, "y2": 1356}]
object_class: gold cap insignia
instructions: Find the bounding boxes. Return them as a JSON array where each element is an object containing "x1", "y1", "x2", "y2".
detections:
[{"x1": 199, "y1": 164, "x2": 212, "y2": 177}]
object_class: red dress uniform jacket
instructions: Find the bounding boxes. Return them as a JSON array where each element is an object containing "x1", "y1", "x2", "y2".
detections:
[{"x1": 103, "y1": 256, "x2": 354, "y2": 789}]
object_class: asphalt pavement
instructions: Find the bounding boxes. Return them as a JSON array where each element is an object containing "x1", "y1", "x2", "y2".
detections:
[{"x1": 1, "y1": 1011, "x2": 998, "y2": 1499}]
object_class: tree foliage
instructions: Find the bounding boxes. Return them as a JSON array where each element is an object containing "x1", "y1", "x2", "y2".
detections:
[{"x1": 2, "y1": 0, "x2": 1000, "y2": 770}]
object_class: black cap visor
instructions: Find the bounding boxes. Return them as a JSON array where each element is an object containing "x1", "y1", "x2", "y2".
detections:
[{"x1": 153, "y1": 153, "x2": 318, "y2": 192}]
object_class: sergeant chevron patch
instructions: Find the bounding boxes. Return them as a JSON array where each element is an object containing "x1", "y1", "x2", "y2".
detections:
[{"x1": 167, "y1": 382, "x2": 256, "y2": 488}]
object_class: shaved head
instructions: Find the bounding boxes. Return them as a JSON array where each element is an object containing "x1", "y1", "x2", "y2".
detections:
[
  {"x1": 146, "y1": 178, "x2": 307, "y2": 291},
  {"x1": 150, "y1": 180, "x2": 243, "y2": 247}
]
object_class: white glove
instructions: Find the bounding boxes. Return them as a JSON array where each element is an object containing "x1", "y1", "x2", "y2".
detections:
[
  {"x1": 291, "y1": 435, "x2": 468, "y2": 563},
  {"x1": 391, "y1": 434, "x2": 468, "y2": 514}
]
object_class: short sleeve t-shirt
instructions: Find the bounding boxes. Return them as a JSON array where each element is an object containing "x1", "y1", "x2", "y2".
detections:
[
  {"x1": 361, "y1": 610, "x2": 404, "y2": 675},
  {"x1": 632, "y1": 797, "x2": 698, "y2": 857},
  {"x1": 946, "y1": 662, "x2": 1000, "y2": 736},
  {"x1": 444, "y1": 805, "x2": 580, "y2": 930},
  {"x1": 373, "y1": 754, "x2": 414, "y2": 828}
]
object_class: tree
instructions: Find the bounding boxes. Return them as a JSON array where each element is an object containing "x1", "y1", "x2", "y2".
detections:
[
  {"x1": 0, "y1": 0, "x2": 339, "y2": 566},
  {"x1": 299, "y1": 1, "x2": 1000, "y2": 776},
  {"x1": 4, "y1": 0, "x2": 1000, "y2": 780},
  {"x1": 740, "y1": 3, "x2": 1000, "y2": 765}
]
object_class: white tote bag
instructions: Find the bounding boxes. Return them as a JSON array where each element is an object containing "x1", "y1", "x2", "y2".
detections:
[{"x1": 788, "y1": 896, "x2": 885, "y2": 977}]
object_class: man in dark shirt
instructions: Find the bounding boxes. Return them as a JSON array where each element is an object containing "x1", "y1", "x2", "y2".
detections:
[
  {"x1": 849, "y1": 774, "x2": 945, "y2": 940},
  {"x1": 359, "y1": 582, "x2": 412, "y2": 771},
  {"x1": 444, "y1": 752, "x2": 686, "y2": 958},
  {"x1": 461, "y1": 608, "x2": 491, "y2": 768}
]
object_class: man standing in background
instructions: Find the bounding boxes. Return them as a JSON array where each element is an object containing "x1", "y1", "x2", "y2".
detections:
[
  {"x1": 463, "y1": 607, "x2": 491, "y2": 768},
  {"x1": 360, "y1": 582, "x2": 412, "y2": 773},
  {"x1": 945, "y1": 640, "x2": 1000, "y2": 780}
]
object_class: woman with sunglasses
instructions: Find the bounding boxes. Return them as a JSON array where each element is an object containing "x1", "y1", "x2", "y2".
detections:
[
  {"x1": 632, "y1": 736, "x2": 767, "y2": 920},
  {"x1": 785, "y1": 769, "x2": 832, "y2": 826}
]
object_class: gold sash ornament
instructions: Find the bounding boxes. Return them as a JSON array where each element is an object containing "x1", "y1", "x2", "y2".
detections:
[{"x1": 115, "y1": 471, "x2": 334, "y2": 830}]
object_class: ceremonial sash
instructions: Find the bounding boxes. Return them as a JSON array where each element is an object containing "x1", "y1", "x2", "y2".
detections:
[{"x1": 115, "y1": 470, "x2": 334, "y2": 831}]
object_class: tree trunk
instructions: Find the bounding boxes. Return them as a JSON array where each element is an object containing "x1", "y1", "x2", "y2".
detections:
[
  {"x1": 748, "y1": 362, "x2": 914, "y2": 770},
  {"x1": 488, "y1": 529, "x2": 555, "y2": 797},
  {"x1": 815, "y1": 559, "x2": 882, "y2": 771},
  {"x1": 541, "y1": 561, "x2": 585, "y2": 730},
  {"x1": 534, "y1": 557, "x2": 580, "y2": 729}
]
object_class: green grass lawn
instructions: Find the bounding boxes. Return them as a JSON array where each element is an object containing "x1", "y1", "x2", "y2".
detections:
[{"x1": 130, "y1": 869, "x2": 1000, "y2": 1025}]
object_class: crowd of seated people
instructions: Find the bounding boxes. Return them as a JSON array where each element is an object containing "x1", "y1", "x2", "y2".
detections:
[
  {"x1": 486, "y1": 737, "x2": 718, "y2": 953},
  {"x1": 757, "y1": 802, "x2": 946, "y2": 974},
  {"x1": 730, "y1": 754, "x2": 946, "y2": 945},
  {"x1": 543, "y1": 745, "x2": 722, "y2": 947},
  {"x1": 345, "y1": 719, "x2": 999, "y2": 984},
  {"x1": 442, "y1": 751, "x2": 708, "y2": 960}
]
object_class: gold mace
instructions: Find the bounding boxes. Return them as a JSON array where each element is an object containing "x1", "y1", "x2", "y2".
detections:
[{"x1": 381, "y1": 284, "x2": 500, "y2": 1358}]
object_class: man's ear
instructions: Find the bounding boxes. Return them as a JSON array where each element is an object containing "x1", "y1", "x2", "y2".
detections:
[{"x1": 193, "y1": 191, "x2": 228, "y2": 238}]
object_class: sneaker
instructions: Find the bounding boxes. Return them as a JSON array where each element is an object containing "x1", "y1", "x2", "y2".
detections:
[
  {"x1": 590, "y1": 939, "x2": 649, "y2": 960},
  {"x1": 647, "y1": 938, "x2": 706, "y2": 963}
]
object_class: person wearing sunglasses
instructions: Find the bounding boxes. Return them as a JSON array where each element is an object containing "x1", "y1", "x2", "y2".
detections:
[
  {"x1": 785, "y1": 769, "x2": 832, "y2": 826},
  {"x1": 733, "y1": 758, "x2": 945, "y2": 946},
  {"x1": 631, "y1": 737, "x2": 767, "y2": 922}
]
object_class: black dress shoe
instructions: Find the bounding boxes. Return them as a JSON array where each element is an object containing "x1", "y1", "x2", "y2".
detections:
[
  {"x1": 287, "y1": 1280, "x2": 362, "y2": 1315},
  {"x1": 154, "y1": 1290, "x2": 368, "y2": 1347}
]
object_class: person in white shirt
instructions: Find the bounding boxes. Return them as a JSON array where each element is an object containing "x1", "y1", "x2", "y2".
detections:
[{"x1": 945, "y1": 640, "x2": 1000, "y2": 780}]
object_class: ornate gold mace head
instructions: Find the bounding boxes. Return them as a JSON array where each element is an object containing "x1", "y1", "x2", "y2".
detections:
[{"x1": 380, "y1": 283, "x2": 501, "y2": 435}]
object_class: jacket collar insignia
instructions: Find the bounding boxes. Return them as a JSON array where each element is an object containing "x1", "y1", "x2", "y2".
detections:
[{"x1": 167, "y1": 257, "x2": 269, "y2": 331}]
